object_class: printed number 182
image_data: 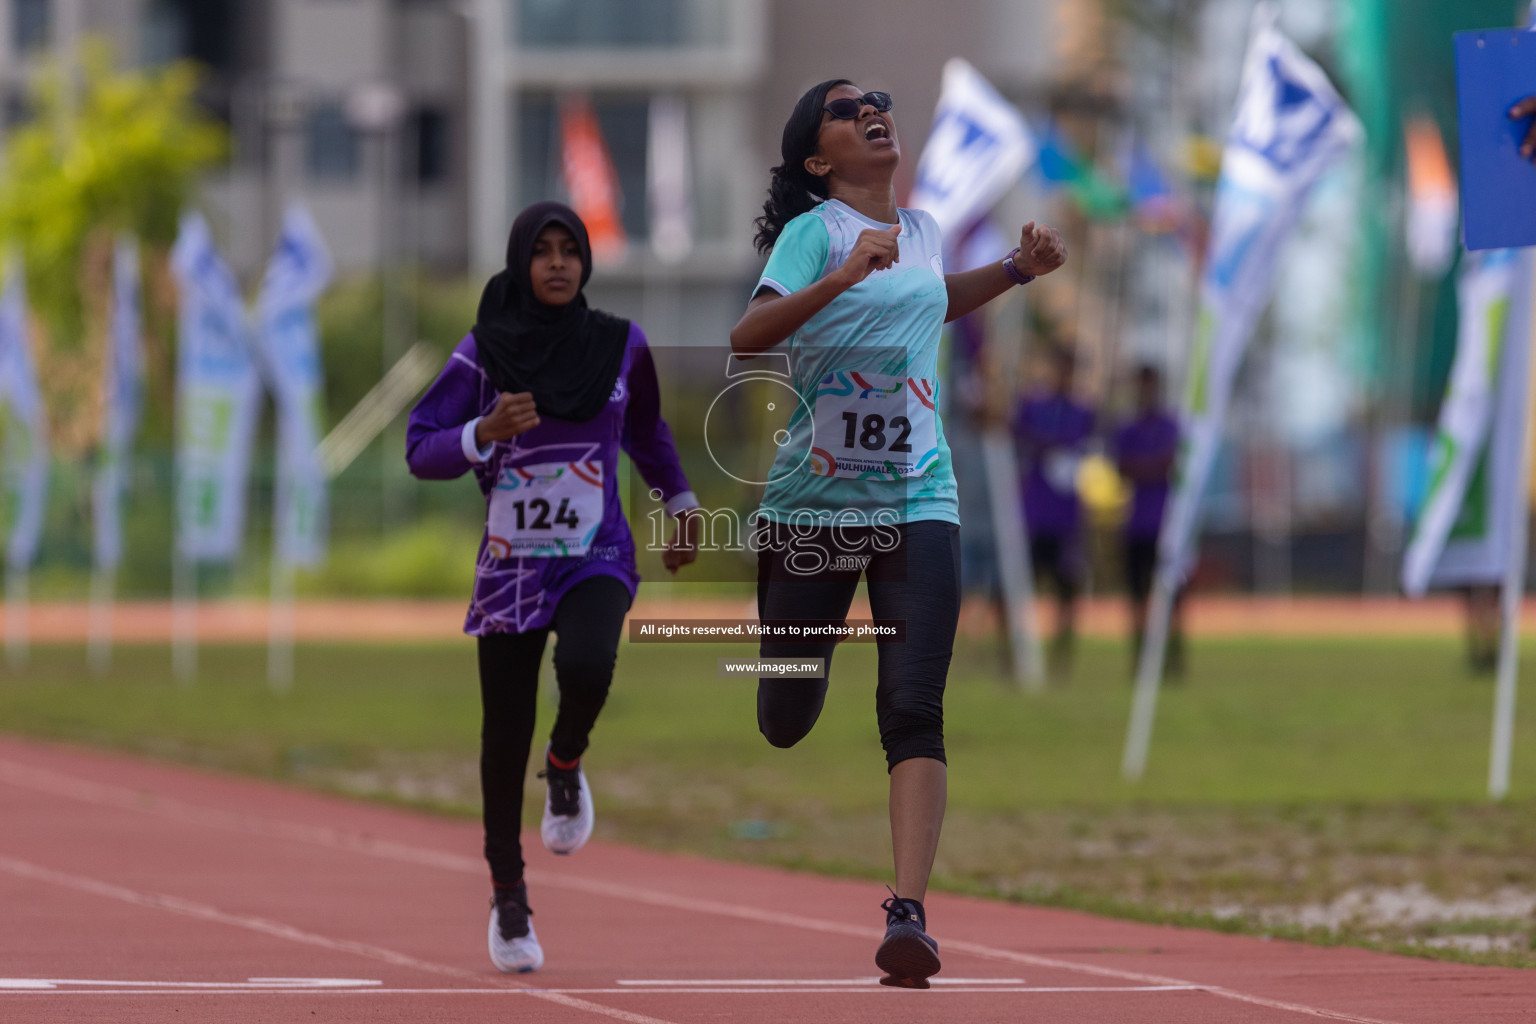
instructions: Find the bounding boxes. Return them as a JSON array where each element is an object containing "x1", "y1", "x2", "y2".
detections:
[{"x1": 841, "y1": 412, "x2": 912, "y2": 453}]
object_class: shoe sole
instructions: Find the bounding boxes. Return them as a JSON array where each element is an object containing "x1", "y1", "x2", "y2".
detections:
[{"x1": 875, "y1": 925, "x2": 940, "y2": 989}]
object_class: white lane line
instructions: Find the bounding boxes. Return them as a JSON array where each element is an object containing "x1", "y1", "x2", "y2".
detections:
[
  {"x1": 615, "y1": 977, "x2": 1028, "y2": 986},
  {"x1": 0, "y1": 978, "x2": 381, "y2": 990},
  {"x1": 1, "y1": 985, "x2": 1205, "y2": 996},
  {"x1": 525, "y1": 873, "x2": 1405, "y2": 1024},
  {"x1": 0, "y1": 855, "x2": 676, "y2": 1024},
  {"x1": 0, "y1": 756, "x2": 1407, "y2": 1024}
]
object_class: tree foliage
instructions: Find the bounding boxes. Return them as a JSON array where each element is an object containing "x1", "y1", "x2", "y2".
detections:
[{"x1": 0, "y1": 40, "x2": 227, "y2": 451}]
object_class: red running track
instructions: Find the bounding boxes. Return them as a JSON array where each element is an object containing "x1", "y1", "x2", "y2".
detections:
[{"x1": 1, "y1": 734, "x2": 1532, "y2": 1024}]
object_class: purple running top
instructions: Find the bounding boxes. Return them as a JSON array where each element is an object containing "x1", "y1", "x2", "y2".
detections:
[{"x1": 407, "y1": 324, "x2": 696, "y2": 635}]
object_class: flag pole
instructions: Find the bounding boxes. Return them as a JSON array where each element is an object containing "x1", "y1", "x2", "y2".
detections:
[
  {"x1": 1489, "y1": 255, "x2": 1536, "y2": 800},
  {"x1": 980, "y1": 276, "x2": 1044, "y2": 690},
  {"x1": 267, "y1": 553, "x2": 295, "y2": 691},
  {"x1": 1489, "y1": 458, "x2": 1528, "y2": 800},
  {"x1": 5, "y1": 562, "x2": 28, "y2": 669},
  {"x1": 87, "y1": 564, "x2": 113, "y2": 674},
  {"x1": 172, "y1": 551, "x2": 196, "y2": 684},
  {"x1": 982, "y1": 429, "x2": 1044, "y2": 688},
  {"x1": 1123, "y1": 567, "x2": 1173, "y2": 779}
]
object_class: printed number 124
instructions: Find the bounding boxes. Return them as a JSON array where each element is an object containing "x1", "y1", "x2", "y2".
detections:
[{"x1": 507, "y1": 497, "x2": 582, "y2": 531}]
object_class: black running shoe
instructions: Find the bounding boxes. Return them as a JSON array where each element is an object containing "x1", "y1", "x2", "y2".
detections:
[
  {"x1": 875, "y1": 889, "x2": 941, "y2": 988},
  {"x1": 539, "y1": 759, "x2": 582, "y2": 818}
]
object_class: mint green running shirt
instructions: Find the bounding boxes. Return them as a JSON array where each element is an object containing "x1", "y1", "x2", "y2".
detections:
[{"x1": 752, "y1": 199, "x2": 959, "y2": 526}]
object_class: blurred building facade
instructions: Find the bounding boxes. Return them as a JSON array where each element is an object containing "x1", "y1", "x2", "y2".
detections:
[
  {"x1": 0, "y1": 0, "x2": 1071, "y2": 288},
  {"x1": 477, "y1": 0, "x2": 1072, "y2": 354}
]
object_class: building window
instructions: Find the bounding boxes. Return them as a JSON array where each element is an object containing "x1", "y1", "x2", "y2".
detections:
[
  {"x1": 4, "y1": 92, "x2": 32, "y2": 128},
  {"x1": 410, "y1": 107, "x2": 449, "y2": 185},
  {"x1": 305, "y1": 101, "x2": 360, "y2": 181},
  {"x1": 13, "y1": 0, "x2": 50, "y2": 53},
  {"x1": 515, "y1": 0, "x2": 728, "y2": 49},
  {"x1": 142, "y1": 0, "x2": 186, "y2": 64},
  {"x1": 518, "y1": 93, "x2": 650, "y2": 241},
  {"x1": 143, "y1": 0, "x2": 236, "y2": 70}
]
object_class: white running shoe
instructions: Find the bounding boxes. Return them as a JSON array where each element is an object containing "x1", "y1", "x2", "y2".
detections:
[
  {"x1": 488, "y1": 885, "x2": 544, "y2": 973},
  {"x1": 539, "y1": 748, "x2": 594, "y2": 855}
]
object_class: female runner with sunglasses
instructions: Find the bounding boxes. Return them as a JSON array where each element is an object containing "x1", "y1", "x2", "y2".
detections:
[
  {"x1": 408, "y1": 201, "x2": 699, "y2": 973},
  {"x1": 730, "y1": 80, "x2": 1066, "y2": 988}
]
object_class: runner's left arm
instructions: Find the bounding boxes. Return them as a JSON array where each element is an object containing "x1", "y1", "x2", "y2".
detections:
[
  {"x1": 622, "y1": 329, "x2": 700, "y2": 573},
  {"x1": 944, "y1": 221, "x2": 1067, "y2": 323},
  {"x1": 621, "y1": 327, "x2": 698, "y2": 516}
]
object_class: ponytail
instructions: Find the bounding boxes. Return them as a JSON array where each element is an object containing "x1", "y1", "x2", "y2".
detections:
[
  {"x1": 754, "y1": 166, "x2": 824, "y2": 255},
  {"x1": 753, "y1": 78, "x2": 851, "y2": 255}
]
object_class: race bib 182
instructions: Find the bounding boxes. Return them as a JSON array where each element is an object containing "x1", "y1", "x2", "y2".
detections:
[
  {"x1": 808, "y1": 371, "x2": 941, "y2": 481},
  {"x1": 486, "y1": 460, "x2": 604, "y2": 558}
]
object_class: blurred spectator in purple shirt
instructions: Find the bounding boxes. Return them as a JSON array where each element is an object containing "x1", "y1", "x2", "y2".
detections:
[
  {"x1": 1111, "y1": 363, "x2": 1184, "y2": 677},
  {"x1": 1012, "y1": 345, "x2": 1095, "y2": 677}
]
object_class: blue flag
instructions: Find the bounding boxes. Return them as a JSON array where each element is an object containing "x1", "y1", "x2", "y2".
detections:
[
  {"x1": 0, "y1": 252, "x2": 48, "y2": 570},
  {"x1": 909, "y1": 58, "x2": 1036, "y2": 237},
  {"x1": 171, "y1": 213, "x2": 262, "y2": 563},
  {"x1": 93, "y1": 236, "x2": 144, "y2": 572},
  {"x1": 254, "y1": 204, "x2": 333, "y2": 568},
  {"x1": 1156, "y1": 10, "x2": 1361, "y2": 588}
]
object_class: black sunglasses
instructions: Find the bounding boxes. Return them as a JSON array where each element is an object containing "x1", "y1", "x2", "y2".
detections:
[{"x1": 823, "y1": 91, "x2": 893, "y2": 120}]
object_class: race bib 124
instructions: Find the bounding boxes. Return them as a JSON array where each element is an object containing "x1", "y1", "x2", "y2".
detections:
[{"x1": 487, "y1": 460, "x2": 604, "y2": 558}]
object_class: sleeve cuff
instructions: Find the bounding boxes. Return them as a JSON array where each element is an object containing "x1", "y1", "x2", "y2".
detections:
[
  {"x1": 461, "y1": 419, "x2": 494, "y2": 463},
  {"x1": 664, "y1": 490, "x2": 701, "y2": 516}
]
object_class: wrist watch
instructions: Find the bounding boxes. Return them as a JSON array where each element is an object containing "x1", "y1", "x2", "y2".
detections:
[{"x1": 1003, "y1": 247, "x2": 1036, "y2": 286}]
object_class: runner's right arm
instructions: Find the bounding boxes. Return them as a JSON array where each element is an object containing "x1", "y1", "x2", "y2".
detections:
[
  {"x1": 729, "y1": 219, "x2": 899, "y2": 357},
  {"x1": 406, "y1": 337, "x2": 495, "y2": 480}
]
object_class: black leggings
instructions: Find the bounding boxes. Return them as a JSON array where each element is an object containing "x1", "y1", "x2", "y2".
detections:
[
  {"x1": 756, "y1": 520, "x2": 960, "y2": 771},
  {"x1": 477, "y1": 574, "x2": 631, "y2": 885}
]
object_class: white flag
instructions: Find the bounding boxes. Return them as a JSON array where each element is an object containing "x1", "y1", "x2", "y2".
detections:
[
  {"x1": 909, "y1": 58, "x2": 1037, "y2": 238},
  {"x1": 647, "y1": 95, "x2": 693, "y2": 264},
  {"x1": 1402, "y1": 248, "x2": 1535, "y2": 596},
  {"x1": 0, "y1": 252, "x2": 48, "y2": 569},
  {"x1": 1156, "y1": 13, "x2": 1361, "y2": 586},
  {"x1": 93, "y1": 236, "x2": 145, "y2": 572},
  {"x1": 171, "y1": 213, "x2": 262, "y2": 563},
  {"x1": 255, "y1": 204, "x2": 333, "y2": 567}
]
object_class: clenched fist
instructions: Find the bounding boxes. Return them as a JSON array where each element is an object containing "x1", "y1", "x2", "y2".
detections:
[
  {"x1": 1013, "y1": 221, "x2": 1067, "y2": 277},
  {"x1": 661, "y1": 508, "x2": 702, "y2": 575},
  {"x1": 834, "y1": 224, "x2": 901, "y2": 288},
  {"x1": 474, "y1": 391, "x2": 540, "y2": 446}
]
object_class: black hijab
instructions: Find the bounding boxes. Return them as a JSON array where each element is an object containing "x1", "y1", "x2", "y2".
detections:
[{"x1": 472, "y1": 201, "x2": 630, "y2": 422}]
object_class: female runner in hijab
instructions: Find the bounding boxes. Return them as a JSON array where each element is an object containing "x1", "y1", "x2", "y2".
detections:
[
  {"x1": 408, "y1": 201, "x2": 700, "y2": 973},
  {"x1": 731, "y1": 80, "x2": 1067, "y2": 987}
]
